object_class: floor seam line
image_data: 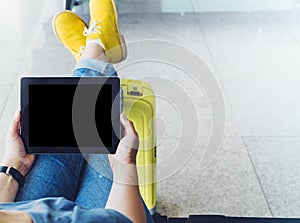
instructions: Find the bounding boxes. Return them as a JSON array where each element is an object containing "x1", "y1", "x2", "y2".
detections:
[{"x1": 241, "y1": 136, "x2": 274, "y2": 217}]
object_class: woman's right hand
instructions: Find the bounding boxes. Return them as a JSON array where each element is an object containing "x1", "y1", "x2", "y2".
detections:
[{"x1": 108, "y1": 114, "x2": 139, "y2": 181}]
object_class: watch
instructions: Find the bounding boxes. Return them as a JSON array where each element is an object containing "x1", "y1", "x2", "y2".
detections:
[{"x1": 0, "y1": 166, "x2": 25, "y2": 187}]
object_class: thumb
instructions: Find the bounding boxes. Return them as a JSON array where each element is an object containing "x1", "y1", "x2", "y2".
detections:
[
  {"x1": 8, "y1": 111, "x2": 21, "y2": 137},
  {"x1": 120, "y1": 114, "x2": 138, "y2": 137}
]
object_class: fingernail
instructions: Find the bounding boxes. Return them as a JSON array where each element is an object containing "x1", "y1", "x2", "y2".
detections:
[{"x1": 121, "y1": 113, "x2": 128, "y2": 121}]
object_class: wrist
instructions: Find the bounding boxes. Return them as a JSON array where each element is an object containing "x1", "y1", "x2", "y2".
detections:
[
  {"x1": 1, "y1": 161, "x2": 28, "y2": 176},
  {"x1": 112, "y1": 164, "x2": 139, "y2": 185}
]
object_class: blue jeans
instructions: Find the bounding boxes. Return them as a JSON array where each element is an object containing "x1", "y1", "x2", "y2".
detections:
[{"x1": 16, "y1": 58, "x2": 153, "y2": 222}]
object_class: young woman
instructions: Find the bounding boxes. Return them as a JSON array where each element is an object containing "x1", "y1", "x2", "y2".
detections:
[{"x1": 0, "y1": 0, "x2": 153, "y2": 222}]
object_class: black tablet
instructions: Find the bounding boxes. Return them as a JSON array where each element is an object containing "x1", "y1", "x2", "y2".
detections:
[{"x1": 21, "y1": 77, "x2": 120, "y2": 154}]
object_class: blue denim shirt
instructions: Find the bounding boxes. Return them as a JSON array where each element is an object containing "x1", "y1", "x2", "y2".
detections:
[{"x1": 0, "y1": 197, "x2": 133, "y2": 223}]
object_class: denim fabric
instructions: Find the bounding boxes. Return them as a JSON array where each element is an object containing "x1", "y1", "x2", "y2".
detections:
[
  {"x1": 1, "y1": 197, "x2": 132, "y2": 223},
  {"x1": 72, "y1": 58, "x2": 117, "y2": 77},
  {"x1": 16, "y1": 154, "x2": 112, "y2": 209},
  {"x1": 16, "y1": 154, "x2": 86, "y2": 202}
]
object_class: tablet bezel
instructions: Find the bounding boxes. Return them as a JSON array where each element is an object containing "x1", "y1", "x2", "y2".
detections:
[{"x1": 21, "y1": 77, "x2": 120, "y2": 154}]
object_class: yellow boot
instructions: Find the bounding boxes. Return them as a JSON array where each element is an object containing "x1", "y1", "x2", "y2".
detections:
[
  {"x1": 84, "y1": 0, "x2": 127, "y2": 64},
  {"x1": 53, "y1": 11, "x2": 87, "y2": 61}
]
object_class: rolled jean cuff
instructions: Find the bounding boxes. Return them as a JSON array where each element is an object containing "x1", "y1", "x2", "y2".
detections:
[{"x1": 73, "y1": 58, "x2": 117, "y2": 77}]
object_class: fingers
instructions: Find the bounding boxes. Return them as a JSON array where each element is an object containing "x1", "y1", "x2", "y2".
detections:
[
  {"x1": 120, "y1": 113, "x2": 128, "y2": 126},
  {"x1": 120, "y1": 113, "x2": 138, "y2": 137},
  {"x1": 8, "y1": 111, "x2": 21, "y2": 137},
  {"x1": 120, "y1": 114, "x2": 126, "y2": 137}
]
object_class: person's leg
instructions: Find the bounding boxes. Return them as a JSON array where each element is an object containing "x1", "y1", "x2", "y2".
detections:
[
  {"x1": 71, "y1": 28, "x2": 118, "y2": 210},
  {"x1": 75, "y1": 155, "x2": 113, "y2": 209},
  {"x1": 68, "y1": 0, "x2": 121, "y2": 208},
  {"x1": 72, "y1": 1, "x2": 153, "y2": 220},
  {"x1": 81, "y1": 42, "x2": 107, "y2": 61},
  {"x1": 52, "y1": 3, "x2": 153, "y2": 221},
  {"x1": 83, "y1": 0, "x2": 127, "y2": 64},
  {"x1": 16, "y1": 154, "x2": 86, "y2": 201},
  {"x1": 16, "y1": 11, "x2": 102, "y2": 202},
  {"x1": 61, "y1": 4, "x2": 118, "y2": 208},
  {"x1": 73, "y1": 39, "x2": 154, "y2": 223},
  {"x1": 72, "y1": 41, "x2": 117, "y2": 77}
]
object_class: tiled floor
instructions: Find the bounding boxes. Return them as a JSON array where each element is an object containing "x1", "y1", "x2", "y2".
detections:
[{"x1": 0, "y1": 0, "x2": 300, "y2": 218}]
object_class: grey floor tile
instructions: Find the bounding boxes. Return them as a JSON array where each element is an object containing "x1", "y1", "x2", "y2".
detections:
[
  {"x1": 181, "y1": 42, "x2": 216, "y2": 75},
  {"x1": 116, "y1": 42, "x2": 214, "y2": 83},
  {"x1": 152, "y1": 81, "x2": 240, "y2": 138},
  {"x1": 157, "y1": 137, "x2": 271, "y2": 217},
  {"x1": 207, "y1": 41, "x2": 300, "y2": 81},
  {"x1": 16, "y1": 16, "x2": 76, "y2": 75},
  {"x1": 0, "y1": 46, "x2": 27, "y2": 85},
  {"x1": 0, "y1": 140, "x2": 4, "y2": 161},
  {"x1": 0, "y1": 0, "x2": 46, "y2": 47},
  {"x1": 0, "y1": 82, "x2": 20, "y2": 142},
  {"x1": 157, "y1": 136, "x2": 209, "y2": 183},
  {"x1": 224, "y1": 105, "x2": 242, "y2": 137},
  {"x1": 154, "y1": 89, "x2": 239, "y2": 139},
  {"x1": 274, "y1": 11, "x2": 300, "y2": 43},
  {"x1": 34, "y1": 21, "x2": 65, "y2": 47},
  {"x1": 222, "y1": 80, "x2": 300, "y2": 137},
  {"x1": 243, "y1": 137, "x2": 300, "y2": 217},
  {"x1": 119, "y1": 13, "x2": 204, "y2": 43},
  {"x1": 0, "y1": 86, "x2": 12, "y2": 116},
  {"x1": 20, "y1": 45, "x2": 75, "y2": 76},
  {"x1": 116, "y1": 0, "x2": 162, "y2": 14},
  {"x1": 199, "y1": 12, "x2": 293, "y2": 42},
  {"x1": 148, "y1": 80, "x2": 212, "y2": 140}
]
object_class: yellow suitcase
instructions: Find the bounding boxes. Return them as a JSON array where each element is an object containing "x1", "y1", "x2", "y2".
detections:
[{"x1": 121, "y1": 78, "x2": 157, "y2": 214}]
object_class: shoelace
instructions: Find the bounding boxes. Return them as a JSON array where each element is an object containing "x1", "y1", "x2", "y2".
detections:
[
  {"x1": 77, "y1": 45, "x2": 86, "y2": 58},
  {"x1": 83, "y1": 20, "x2": 103, "y2": 36}
]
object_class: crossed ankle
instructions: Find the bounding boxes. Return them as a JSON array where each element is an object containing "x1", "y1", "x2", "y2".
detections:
[
  {"x1": 82, "y1": 42, "x2": 107, "y2": 61},
  {"x1": 86, "y1": 39, "x2": 105, "y2": 51}
]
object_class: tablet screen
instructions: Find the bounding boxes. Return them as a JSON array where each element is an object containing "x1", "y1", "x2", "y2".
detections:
[{"x1": 28, "y1": 84, "x2": 113, "y2": 148}]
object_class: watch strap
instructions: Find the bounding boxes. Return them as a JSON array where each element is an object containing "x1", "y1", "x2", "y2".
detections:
[{"x1": 0, "y1": 166, "x2": 25, "y2": 187}]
